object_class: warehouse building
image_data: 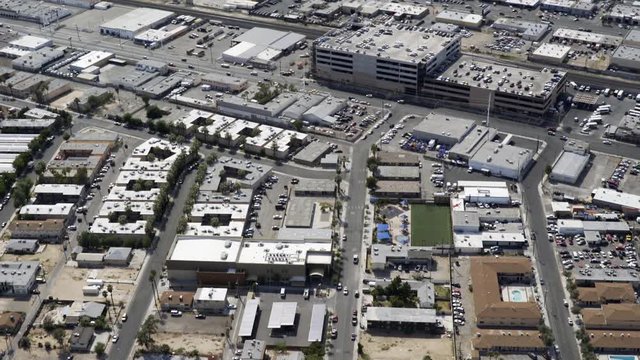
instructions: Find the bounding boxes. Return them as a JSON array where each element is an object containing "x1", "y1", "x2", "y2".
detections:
[
  {"x1": 550, "y1": 151, "x2": 590, "y2": 184},
  {"x1": 222, "y1": 27, "x2": 305, "y2": 66},
  {"x1": 133, "y1": 24, "x2": 189, "y2": 47},
  {"x1": 469, "y1": 142, "x2": 534, "y2": 180},
  {"x1": 100, "y1": 8, "x2": 175, "y2": 39},
  {"x1": 314, "y1": 25, "x2": 461, "y2": 96},
  {"x1": 604, "y1": 4, "x2": 640, "y2": 25},
  {"x1": 529, "y1": 43, "x2": 571, "y2": 64},
  {"x1": 435, "y1": 10, "x2": 483, "y2": 29},
  {"x1": 412, "y1": 113, "x2": 475, "y2": 146},
  {"x1": 591, "y1": 188, "x2": 640, "y2": 216},
  {"x1": 201, "y1": 73, "x2": 249, "y2": 93},
  {"x1": 293, "y1": 141, "x2": 332, "y2": 166},
  {"x1": 611, "y1": 45, "x2": 640, "y2": 71},
  {"x1": 492, "y1": 18, "x2": 550, "y2": 41},
  {"x1": 0, "y1": 0, "x2": 71, "y2": 25},
  {"x1": 301, "y1": 97, "x2": 346, "y2": 126},
  {"x1": 623, "y1": 29, "x2": 640, "y2": 47},
  {"x1": 541, "y1": 0, "x2": 596, "y2": 16},
  {"x1": 426, "y1": 57, "x2": 567, "y2": 123},
  {"x1": 33, "y1": 184, "x2": 85, "y2": 204},
  {"x1": 551, "y1": 28, "x2": 622, "y2": 49},
  {"x1": 69, "y1": 51, "x2": 114, "y2": 73},
  {"x1": 449, "y1": 126, "x2": 498, "y2": 162},
  {"x1": 5, "y1": 239, "x2": 38, "y2": 254}
]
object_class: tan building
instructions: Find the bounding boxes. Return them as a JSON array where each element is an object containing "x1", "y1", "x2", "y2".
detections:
[
  {"x1": 577, "y1": 282, "x2": 636, "y2": 307},
  {"x1": 582, "y1": 304, "x2": 640, "y2": 330},
  {"x1": 159, "y1": 291, "x2": 194, "y2": 311},
  {"x1": 8, "y1": 219, "x2": 66, "y2": 242},
  {"x1": 589, "y1": 330, "x2": 640, "y2": 354},
  {"x1": 472, "y1": 329, "x2": 545, "y2": 356},
  {"x1": 470, "y1": 257, "x2": 541, "y2": 328}
]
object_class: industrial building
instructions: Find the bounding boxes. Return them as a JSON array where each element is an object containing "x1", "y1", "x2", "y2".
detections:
[
  {"x1": 425, "y1": 57, "x2": 567, "y2": 122},
  {"x1": 313, "y1": 25, "x2": 461, "y2": 96},
  {"x1": 100, "y1": 8, "x2": 175, "y2": 39},
  {"x1": 412, "y1": 113, "x2": 476, "y2": 145},
  {"x1": 201, "y1": 72, "x2": 249, "y2": 93},
  {"x1": 0, "y1": 118, "x2": 57, "y2": 133},
  {"x1": 541, "y1": 0, "x2": 595, "y2": 16},
  {"x1": 604, "y1": 4, "x2": 640, "y2": 25},
  {"x1": 469, "y1": 142, "x2": 534, "y2": 180},
  {"x1": 449, "y1": 126, "x2": 498, "y2": 162},
  {"x1": 529, "y1": 43, "x2": 571, "y2": 64},
  {"x1": 33, "y1": 184, "x2": 85, "y2": 204},
  {"x1": 292, "y1": 141, "x2": 332, "y2": 166},
  {"x1": 69, "y1": 51, "x2": 114, "y2": 73},
  {"x1": 550, "y1": 151, "x2": 590, "y2": 184},
  {"x1": 612, "y1": 114, "x2": 640, "y2": 144},
  {"x1": 193, "y1": 287, "x2": 228, "y2": 313},
  {"x1": 222, "y1": 27, "x2": 305, "y2": 67},
  {"x1": 435, "y1": 10, "x2": 483, "y2": 29},
  {"x1": 591, "y1": 188, "x2": 640, "y2": 216},
  {"x1": 1, "y1": 35, "x2": 52, "y2": 58},
  {"x1": 133, "y1": 24, "x2": 189, "y2": 47},
  {"x1": 0, "y1": 261, "x2": 39, "y2": 295},
  {"x1": 0, "y1": 0, "x2": 71, "y2": 25},
  {"x1": 551, "y1": 28, "x2": 622, "y2": 48},
  {"x1": 4, "y1": 239, "x2": 38, "y2": 254},
  {"x1": 365, "y1": 308, "x2": 438, "y2": 330},
  {"x1": 611, "y1": 45, "x2": 640, "y2": 71},
  {"x1": 492, "y1": 18, "x2": 550, "y2": 41}
]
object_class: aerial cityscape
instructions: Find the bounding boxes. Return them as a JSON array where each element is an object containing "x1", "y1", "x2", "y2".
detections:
[{"x1": 0, "y1": 0, "x2": 638, "y2": 359}]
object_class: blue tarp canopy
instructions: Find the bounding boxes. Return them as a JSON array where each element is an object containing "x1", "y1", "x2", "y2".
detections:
[
  {"x1": 377, "y1": 232, "x2": 391, "y2": 241},
  {"x1": 397, "y1": 235, "x2": 409, "y2": 245},
  {"x1": 376, "y1": 224, "x2": 389, "y2": 232}
]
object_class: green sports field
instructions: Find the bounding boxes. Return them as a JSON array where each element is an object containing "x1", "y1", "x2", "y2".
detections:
[{"x1": 410, "y1": 204, "x2": 452, "y2": 247}]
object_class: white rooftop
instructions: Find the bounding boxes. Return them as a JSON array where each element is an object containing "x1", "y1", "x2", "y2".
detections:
[
  {"x1": 268, "y1": 302, "x2": 297, "y2": 329},
  {"x1": 10, "y1": 35, "x2": 52, "y2": 50},
  {"x1": 194, "y1": 287, "x2": 227, "y2": 302},
  {"x1": 184, "y1": 222, "x2": 246, "y2": 238},
  {"x1": 33, "y1": 184, "x2": 84, "y2": 196},
  {"x1": 89, "y1": 218, "x2": 147, "y2": 235},
  {"x1": 20, "y1": 203, "x2": 74, "y2": 217},
  {"x1": 100, "y1": 8, "x2": 175, "y2": 33},
  {"x1": 190, "y1": 203, "x2": 249, "y2": 221},
  {"x1": 115, "y1": 170, "x2": 167, "y2": 185},
  {"x1": 237, "y1": 241, "x2": 332, "y2": 266},
  {"x1": 104, "y1": 186, "x2": 160, "y2": 202},
  {"x1": 454, "y1": 232, "x2": 526, "y2": 249},
  {"x1": 169, "y1": 236, "x2": 242, "y2": 263},
  {"x1": 592, "y1": 188, "x2": 640, "y2": 211},
  {"x1": 246, "y1": 124, "x2": 283, "y2": 147},
  {"x1": 98, "y1": 201, "x2": 155, "y2": 218}
]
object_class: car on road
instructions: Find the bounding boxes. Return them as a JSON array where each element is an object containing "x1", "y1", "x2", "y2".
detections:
[
  {"x1": 195, "y1": 313, "x2": 206, "y2": 319},
  {"x1": 331, "y1": 328, "x2": 338, "y2": 338},
  {"x1": 603, "y1": 140, "x2": 612, "y2": 145},
  {"x1": 303, "y1": 288, "x2": 310, "y2": 300},
  {"x1": 121, "y1": 314, "x2": 128, "y2": 322},
  {"x1": 343, "y1": 287, "x2": 349, "y2": 295},
  {"x1": 563, "y1": 299, "x2": 568, "y2": 307},
  {"x1": 332, "y1": 315, "x2": 339, "y2": 323},
  {"x1": 567, "y1": 317, "x2": 573, "y2": 326},
  {"x1": 351, "y1": 333, "x2": 357, "y2": 341},
  {"x1": 336, "y1": 282, "x2": 342, "y2": 291},
  {"x1": 112, "y1": 335, "x2": 119, "y2": 343},
  {"x1": 170, "y1": 310, "x2": 183, "y2": 317}
]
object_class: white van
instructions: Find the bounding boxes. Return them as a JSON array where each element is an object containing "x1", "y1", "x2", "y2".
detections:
[
  {"x1": 280, "y1": 288, "x2": 286, "y2": 298},
  {"x1": 353, "y1": 255, "x2": 359, "y2": 264}
]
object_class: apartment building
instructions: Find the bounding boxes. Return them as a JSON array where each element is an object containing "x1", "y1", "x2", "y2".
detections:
[{"x1": 313, "y1": 25, "x2": 461, "y2": 95}]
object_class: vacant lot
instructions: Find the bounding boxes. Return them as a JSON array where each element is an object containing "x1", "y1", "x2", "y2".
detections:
[
  {"x1": 410, "y1": 204, "x2": 452, "y2": 247},
  {"x1": 360, "y1": 332, "x2": 453, "y2": 360}
]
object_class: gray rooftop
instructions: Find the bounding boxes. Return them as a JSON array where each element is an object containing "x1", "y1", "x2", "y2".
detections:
[
  {"x1": 612, "y1": 45, "x2": 640, "y2": 62},
  {"x1": 294, "y1": 179, "x2": 335, "y2": 194},
  {"x1": 104, "y1": 247, "x2": 132, "y2": 262},
  {"x1": 624, "y1": 29, "x2": 640, "y2": 44},
  {"x1": 433, "y1": 56, "x2": 566, "y2": 98},
  {"x1": 492, "y1": 18, "x2": 550, "y2": 39},
  {"x1": 0, "y1": 261, "x2": 39, "y2": 288},
  {"x1": 315, "y1": 24, "x2": 460, "y2": 65},
  {"x1": 552, "y1": 28, "x2": 622, "y2": 47},
  {"x1": 414, "y1": 113, "x2": 476, "y2": 141},
  {"x1": 470, "y1": 142, "x2": 533, "y2": 171},
  {"x1": 241, "y1": 339, "x2": 266, "y2": 360},
  {"x1": 234, "y1": 27, "x2": 305, "y2": 50},
  {"x1": 12, "y1": 47, "x2": 65, "y2": 70},
  {"x1": 551, "y1": 151, "x2": 590, "y2": 180},
  {"x1": 281, "y1": 93, "x2": 327, "y2": 120},
  {"x1": 366, "y1": 307, "x2": 437, "y2": 324},
  {"x1": 5, "y1": 239, "x2": 38, "y2": 253},
  {"x1": 293, "y1": 141, "x2": 332, "y2": 164},
  {"x1": 284, "y1": 197, "x2": 316, "y2": 228},
  {"x1": 100, "y1": 8, "x2": 174, "y2": 32},
  {"x1": 308, "y1": 303, "x2": 326, "y2": 342},
  {"x1": 0, "y1": 118, "x2": 56, "y2": 129},
  {"x1": 452, "y1": 210, "x2": 480, "y2": 229},
  {"x1": 377, "y1": 166, "x2": 420, "y2": 180}
]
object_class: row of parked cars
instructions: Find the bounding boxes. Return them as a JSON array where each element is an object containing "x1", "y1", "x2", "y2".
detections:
[{"x1": 451, "y1": 286, "x2": 465, "y2": 327}]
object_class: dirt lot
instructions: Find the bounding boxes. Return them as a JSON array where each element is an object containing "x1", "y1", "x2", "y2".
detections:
[
  {"x1": 147, "y1": 332, "x2": 225, "y2": 357},
  {"x1": 49, "y1": 265, "x2": 136, "y2": 303},
  {"x1": 0, "y1": 244, "x2": 62, "y2": 275},
  {"x1": 360, "y1": 332, "x2": 453, "y2": 360}
]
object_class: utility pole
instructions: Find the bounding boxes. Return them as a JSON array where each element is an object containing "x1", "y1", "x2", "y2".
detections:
[{"x1": 486, "y1": 92, "x2": 492, "y2": 127}]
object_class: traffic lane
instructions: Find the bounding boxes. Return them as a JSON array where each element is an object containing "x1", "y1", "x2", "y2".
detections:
[
  {"x1": 108, "y1": 164, "x2": 199, "y2": 359},
  {"x1": 523, "y1": 160, "x2": 580, "y2": 360}
]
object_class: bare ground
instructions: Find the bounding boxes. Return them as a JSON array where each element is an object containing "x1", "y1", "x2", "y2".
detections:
[{"x1": 360, "y1": 332, "x2": 453, "y2": 360}]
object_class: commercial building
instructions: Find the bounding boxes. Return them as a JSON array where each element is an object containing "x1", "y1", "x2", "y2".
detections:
[
  {"x1": 104, "y1": 247, "x2": 133, "y2": 266},
  {"x1": 529, "y1": 43, "x2": 571, "y2": 64},
  {"x1": 541, "y1": 0, "x2": 595, "y2": 16},
  {"x1": 294, "y1": 179, "x2": 335, "y2": 197},
  {"x1": 293, "y1": 141, "x2": 332, "y2": 166},
  {"x1": 452, "y1": 211, "x2": 480, "y2": 232},
  {"x1": 69, "y1": 51, "x2": 114, "y2": 73},
  {"x1": 449, "y1": 126, "x2": 498, "y2": 162},
  {"x1": 33, "y1": 184, "x2": 85, "y2": 204},
  {"x1": 591, "y1": 188, "x2": 640, "y2": 216},
  {"x1": 455, "y1": 232, "x2": 527, "y2": 253},
  {"x1": 376, "y1": 151, "x2": 420, "y2": 166},
  {"x1": 470, "y1": 257, "x2": 541, "y2": 328},
  {"x1": 133, "y1": 24, "x2": 189, "y2": 47},
  {"x1": 412, "y1": 113, "x2": 476, "y2": 146},
  {"x1": 370, "y1": 245, "x2": 433, "y2": 270},
  {"x1": 222, "y1": 27, "x2": 305, "y2": 66},
  {"x1": 313, "y1": 25, "x2": 461, "y2": 96},
  {"x1": 435, "y1": 10, "x2": 483, "y2": 29},
  {"x1": 201, "y1": 72, "x2": 248, "y2": 93},
  {"x1": 551, "y1": 28, "x2": 622, "y2": 49},
  {"x1": 469, "y1": 142, "x2": 534, "y2": 180},
  {"x1": 374, "y1": 181, "x2": 421, "y2": 198},
  {"x1": 301, "y1": 96, "x2": 346, "y2": 126},
  {"x1": 193, "y1": 287, "x2": 228, "y2": 314},
  {"x1": 0, "y1": 118, "x2": 57, "y2": 133},
  {"x1": 604, "y1": 4, "x2": 640, "y2": 25},
  {"x1": 492, "y1": 18, "x2": 550, "y2": 41},
  {"x1": 611, "y1": 45, "x2": 640, "y2": 71},
  {"x1": 12, "y1": 47, "x2": 64, "y2": 72},
  {"x1": 376, "y1": 166, "x2": 420, "y2": 180},
  {"x1": 135, "y1": 71, "x2": 193, "y2": 99},
  {"x1": 0, "y1": 261, "x2": 39, "y2": 295},
  {"x1": 241, "y1": 339, "x2": 266, "y2": 360},
  {"x1": 550, "y1": 151, "x2": 590, "y2": 184},
  {"x1": 426, "y1": 57, "x2": 567, "y2": 122},
  {"x1": 136, "y1": 60, "x2": 168, "y2": 75},
  {"x1": 0, "y1": 0, "x2": 71, "y2": 25},
  {"x1": 100, "y1": 8, "x2": 175, "y2": 39},
  {"x1": 613, "y1": 114, "x2": 640, "y2": 144},
  {"x1": 4, "y1": 239, "x2": 38, "y2": 254}
]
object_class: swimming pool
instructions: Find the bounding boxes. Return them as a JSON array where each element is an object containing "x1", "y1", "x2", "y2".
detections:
[
  {"x1": 510, "y1": 289, "x2": 524, "y2": 302},
  {"x1": 609, "y1": 356, "x2": 638, "y2": 360}
]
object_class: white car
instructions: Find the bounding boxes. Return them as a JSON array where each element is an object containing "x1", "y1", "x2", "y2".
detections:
[{"x1": 112, "y1": 335, "x2": 119, "y2": 343}]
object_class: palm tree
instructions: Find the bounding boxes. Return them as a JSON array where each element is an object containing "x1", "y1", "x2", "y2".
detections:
[
  {"x1": 149, "y1": 270, "x2": 160, "y2": 313},
  {"x1": 107, "y1": 284, "x2": 115, "y2": 319},
  {"x1": 102, "y1": 290, "x2": 111, "y2": 320},
  {"x1": 334, "y1": 174, "x2": 342, "y2": 195}
]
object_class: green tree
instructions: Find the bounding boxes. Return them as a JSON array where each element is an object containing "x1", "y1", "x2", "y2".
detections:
[
  {"x1": 292, "y1": 119, "x2": 303, "y2": 131},
  {"x1": 366, "y1": 157, "x2": 378, "y2": 172},
  {"x1": 334, "y1": 174, "x2": 342, "y2": 194},
  {"x1": 13, "y1": 177, "x2": 33, "y2": 208},
  {"x1": 35, "y1": 160, "x2": 46, "y2": 176},
  {"x1": 206, "y1": 152, "x2": 218, "y2": 165},
  {"x1": 146, "y1": 105, "x2": 167, "y2": 120},
  {"x1": 63, "y1": 132, "x2": 71, "y2": 141},
  {"x1": 94, "y1": 341, "x2": 106, "y2": 356},
  {"x1": 366, "y1": 176, "x2": 377, "y2": 190},
  {"x1": 136, "y1": 316, "x2": 159, "y2": 349},
  {"x1": 75, "y1": 167, "x2": 89, "y2": 185},
  {"x1": 118, "y1": 215, "x2": 128, "y2": 225},
  {"x1": 545, "y1": 164, "x2": 553, "y2": 175},
  {"x1": 141, "y1": 95, "x2": 150, "y2": 108}
]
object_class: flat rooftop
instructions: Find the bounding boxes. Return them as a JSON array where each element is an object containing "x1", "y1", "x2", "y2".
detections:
[
  {"x1": 100, "y1": 8, "x2": 174, "y2": 32},
  {"x1": 237, "y1": 241, "x2": 332, "y2": 266},
  {"x1": 315, "y1": 24, "x2": 459, "y2": 65},
  {"x1": 613, "y1": 45, "x2": 640, "y2": 62},
  {"x1": 268, "y1": 302, "x2": 297, "y2": 329},
  {"x1": 471, "y1": 142, "x2": 533, "y2": 171},
  {"x1": 366, "y1": 307, "x2": 437, "y2": 323},
  {"x1": 168, "y1": 236, "x2": 242, "y2": 263},
  {"x1": 33, "y1": 184, "x2": 84, "y2": 196},
  {"x1": 414, "y1": 113, "x2": 476, "y2": 141},
  {"x1": 105, "y1": 186, "x2": 159, "y2": 202},
  {"x1": 552, "y1": 28, "x2": 622, "y2": 46},
  {"x1": 433, "y1": 56, "x2": 566, "y2": 98},
  {"x1": 89, "y1": 218, "x2": 147, "y2": 235}
]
